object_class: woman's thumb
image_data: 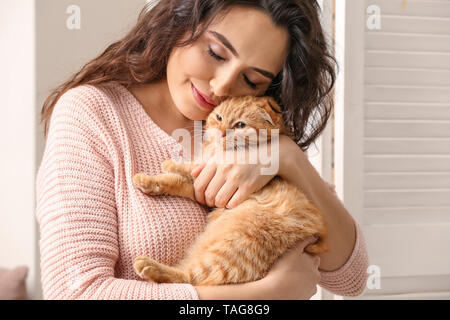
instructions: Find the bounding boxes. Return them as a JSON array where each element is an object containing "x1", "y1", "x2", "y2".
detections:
[
  {"x1": 191, "y1": 161, "x2": 206, "y2": 178},
  {"x1": 299, "y1": 235, "x2": 319, "y2": 252}
]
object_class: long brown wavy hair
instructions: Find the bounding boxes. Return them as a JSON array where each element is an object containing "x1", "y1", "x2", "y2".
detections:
[{"x1": 40, "y1": 0, "x2": 336, "y2": 151}]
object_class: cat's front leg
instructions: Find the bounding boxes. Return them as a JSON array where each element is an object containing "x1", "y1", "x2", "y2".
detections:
[
  {"x1": 132, "y1": 172, "x2": 196, "y2": 200},
  {"x1": 161, "y1": 159, "x2": 196, "y2": 179},
  {"x1": 132, "y1": 173, "x2": 164, "y2": 195}
]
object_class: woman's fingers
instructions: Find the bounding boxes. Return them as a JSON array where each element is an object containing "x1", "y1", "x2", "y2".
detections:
[
  {"x1": 312, "y1": 255, "x2": 321, "y2": 268},
  {"x1": 215, "y1": 181, "x2": 239, "y2": 208},
  {"x1": 191, "y1": 162, "x2": 206, "y2": 178},
  {"x1": 204, "y1": 173, "x2": 227, "y2": 207},
  {"x1": 297, "y1": 235, "x2": 318, "y2": 252},
  {"x1": 193, "y1": 162, "x2": 217, "y2": 205},
  {"x1": 312, "y1": 255, "x2": 322, "y2": 283},
  {"x1": 226, "y1": 187, "x2": 248, "y2": 209}
]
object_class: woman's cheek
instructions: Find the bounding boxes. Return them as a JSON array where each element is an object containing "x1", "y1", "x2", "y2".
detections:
[{"x1": 183, "y1": 46, "x2": 214, "y2": 79}]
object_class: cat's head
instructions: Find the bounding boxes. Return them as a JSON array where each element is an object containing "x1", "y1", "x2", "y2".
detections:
[{"x1": 205, "y1": 95, "x2": 289, "y2": 148}]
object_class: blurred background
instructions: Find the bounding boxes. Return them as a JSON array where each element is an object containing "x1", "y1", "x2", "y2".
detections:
[{"x1": 1, "y1": 0, "x2": 449, "y2": 300}]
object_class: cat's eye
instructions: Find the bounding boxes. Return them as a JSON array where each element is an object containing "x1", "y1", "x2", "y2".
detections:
[
  {"x1": 216, "y1": 114, "x2": 222, "y2": 121},
  {"x1": 234, "y1": 122, "x2": 246, "y2": 129}
]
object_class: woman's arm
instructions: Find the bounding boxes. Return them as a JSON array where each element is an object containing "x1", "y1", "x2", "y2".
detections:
[
  {"x1": 279, "y1": 135, "x2": 356, "y2": 271},
  {"x1": 195, "y1": 280, "x2": 267, "y2": 300},
  {"x1": 279, "y1": 135, "x2": 369, "y2": 295},
  {"x1": 35, "y1": 86, "x2": 198, "y2": 300}
]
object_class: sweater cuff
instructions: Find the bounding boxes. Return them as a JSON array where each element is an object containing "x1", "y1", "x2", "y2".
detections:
[
  {"x1": 318, "y1": 219, "x2": 370, "y2": 296},
  {"x1": 187, "y1": 284, "x2": 200, "y2": 300},
  {"x1": 153, "y1": 283, "x2": 200, "y2": 300}
]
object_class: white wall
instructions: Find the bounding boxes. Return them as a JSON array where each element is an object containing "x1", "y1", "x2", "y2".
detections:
[
  {"x1": 1, "y1": 0, "x2": 147, "y2": 299},
  {"x1": 0, "y1": 0, "x2": 37, "y2": 299}
]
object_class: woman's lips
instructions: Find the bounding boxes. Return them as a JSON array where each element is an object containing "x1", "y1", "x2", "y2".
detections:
[
  {"x1": 191, "y1": 83, "x2": 216, "y2": 111},
  {"x1": 199, "y1": 91, "x2": 216, "y2": 106}
]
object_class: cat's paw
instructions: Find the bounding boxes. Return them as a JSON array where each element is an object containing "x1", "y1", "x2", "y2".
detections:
[
  {"x1": 132, "y1": 173, "x2": 162, "y2": 195},
  {"x1": 134, "y1": 256, "x2": 161, "y2": 281},
  {"x1": 134, "y1": 256, "x2": 152, "y2": 279},
  {"x1": 161, "y1": 159, "x2": 176, "y2": 174}
]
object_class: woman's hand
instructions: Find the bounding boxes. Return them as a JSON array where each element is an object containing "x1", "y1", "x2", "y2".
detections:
[
  {"x1": 195, "y1": 236, "x2": 320, "y2": 300},
  {"x1": 260, "y1": 236, "x2": 321, "y2": 300},
  {"x1": 191, "y1": 152, "x2": 274, "y2": 208},
  {"x1": 191, "y1": 135, "x2": 293, "y2": 208}
]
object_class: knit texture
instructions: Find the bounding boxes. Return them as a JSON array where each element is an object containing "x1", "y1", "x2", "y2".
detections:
[
  {"x1": 319, "y1": 216, "x2": 369, "y2": 296},
  {"x1": 36, "y1": 82, "x2": 369, "y2": 299}
]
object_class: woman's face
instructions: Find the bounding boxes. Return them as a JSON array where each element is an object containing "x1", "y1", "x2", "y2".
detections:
[{"x1": 166, "y1": 5, "x2": 290, "y2": 121}]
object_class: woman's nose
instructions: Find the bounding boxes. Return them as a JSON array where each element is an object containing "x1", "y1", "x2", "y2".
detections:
[
  {"x1": 210, "y1": 68, "x2": 238, "y2": 98},
  {"x1": 210, "y1": 77, "x2": 231, "y2": 98}
]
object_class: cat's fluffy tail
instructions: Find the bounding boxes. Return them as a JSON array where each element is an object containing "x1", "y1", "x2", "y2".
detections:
[{"x1": 134, "y1": 256, "x2": 190, "y2": 283}]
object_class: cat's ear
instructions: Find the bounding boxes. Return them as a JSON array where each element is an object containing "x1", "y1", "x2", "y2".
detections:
[
  {"x1": 260, "y1": 98, "x2": 283, "y2": 126},
  {"x1": 259, "y1": 108, "x2": 276, "y2": 126},
  {"x1": 267, "y1": 99, "x2": 282, "y2": 114}
]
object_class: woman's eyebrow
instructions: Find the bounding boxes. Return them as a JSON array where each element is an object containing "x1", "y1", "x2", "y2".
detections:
[{"x1": 207, "y1": 30, "x2": 276, "y2": 80}]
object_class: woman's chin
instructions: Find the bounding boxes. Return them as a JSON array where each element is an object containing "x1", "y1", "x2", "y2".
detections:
[{"x1": 186, "y1": 107, "x2": 211, "y2": 121}]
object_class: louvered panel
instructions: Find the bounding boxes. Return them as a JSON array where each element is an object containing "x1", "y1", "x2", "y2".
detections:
[
  {"x1": 365, "y1": 190, "x2": 450, "y2": 207},
  {"x1": 365, "y1": 120, "x2": 450, "y2": 138},
  {"x1": 365, "y1": 0, "x2": 450, "y2": 18},
  {"x1": 365, "y1": 103, "x2": 450, "y2": 120},
  {"x1": 365, "y1": 172, "x2": 450, "y2": 189},
  {"x1": 366, "y1": 33, "x2": 450, "y2": 52},
  {"x1": 364, "y1": 225, "x2": 450, "y2": 277},
  {"x1": 365, "y1": 138, "x2": 450, "y2": 154},
  {"x1": 366, "y1": 85, "x2": 450, "y2": 103},
  {"x1": 366, "y1": 15, "x2": 450, "y2": 35},
  {"x1": 345, "y1": 0, "x2": 450, "y2": 295},
  {"x1": 366, "y1": 51, "x2": 450, "y2": 69},
  {"x1": 366, "y1": 68, "x2": 450, "y2": 86},
  {"x1": 365, "y1": 155, "x2": 450, "y2": 172},
  {"x1": 365, "y1": 207, "x2": 450, "y2": 225}
]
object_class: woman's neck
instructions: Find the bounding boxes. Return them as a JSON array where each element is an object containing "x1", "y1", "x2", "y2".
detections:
[{"x1": 129, "y1": 79, "x2": 194, "y2": 137}]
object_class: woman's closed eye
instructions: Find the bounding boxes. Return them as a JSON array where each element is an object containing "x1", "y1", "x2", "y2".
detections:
[
  {"x1": 208, "y1": 46, "x2": 225, "y2": 61},
  {"x1": 207, "y1": 47, "x2": 258, "y2": 90}
]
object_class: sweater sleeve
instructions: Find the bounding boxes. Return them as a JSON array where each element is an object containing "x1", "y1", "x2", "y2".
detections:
[
  {"x1": 35, "y1": 87, "x2": 199, "y2": 300},
  {"x1": 318, "y1": 182, "x2": 370, "y2": 297}
]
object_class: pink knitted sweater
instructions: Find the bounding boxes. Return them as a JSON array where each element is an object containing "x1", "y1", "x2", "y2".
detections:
[{"x1": 36, "y1": 82, "x2": 369, "y2": 299}]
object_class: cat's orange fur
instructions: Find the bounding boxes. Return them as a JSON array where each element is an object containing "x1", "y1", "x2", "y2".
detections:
[{"x1": 132, "y1": 95, "x2": 328, "y2": 285}]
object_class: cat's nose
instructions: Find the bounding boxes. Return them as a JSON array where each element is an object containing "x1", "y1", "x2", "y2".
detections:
[{"x1": 221, "y1": 130, "x2": 226, "y2": 137}]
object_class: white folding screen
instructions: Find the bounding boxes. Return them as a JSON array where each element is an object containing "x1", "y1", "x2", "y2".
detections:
[
  {"x1": 335, "y1": 0, "x2": 450, "y2": 298},
  {"x1": 308, "y1": 0, "x2": 336, "y2": 300},
  {"x1": 308, "y1": 0, "x2": 334, "y2": 185}
]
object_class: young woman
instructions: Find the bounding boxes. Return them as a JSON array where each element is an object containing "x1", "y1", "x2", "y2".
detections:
[{"x1": 36, "y1": 0, "x2": 369, "y2": 299}]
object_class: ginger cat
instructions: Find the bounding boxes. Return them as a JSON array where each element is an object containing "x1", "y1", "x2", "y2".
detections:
[{"x1": 132, "y1": 95, "x2": 328, "y2": 286}]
